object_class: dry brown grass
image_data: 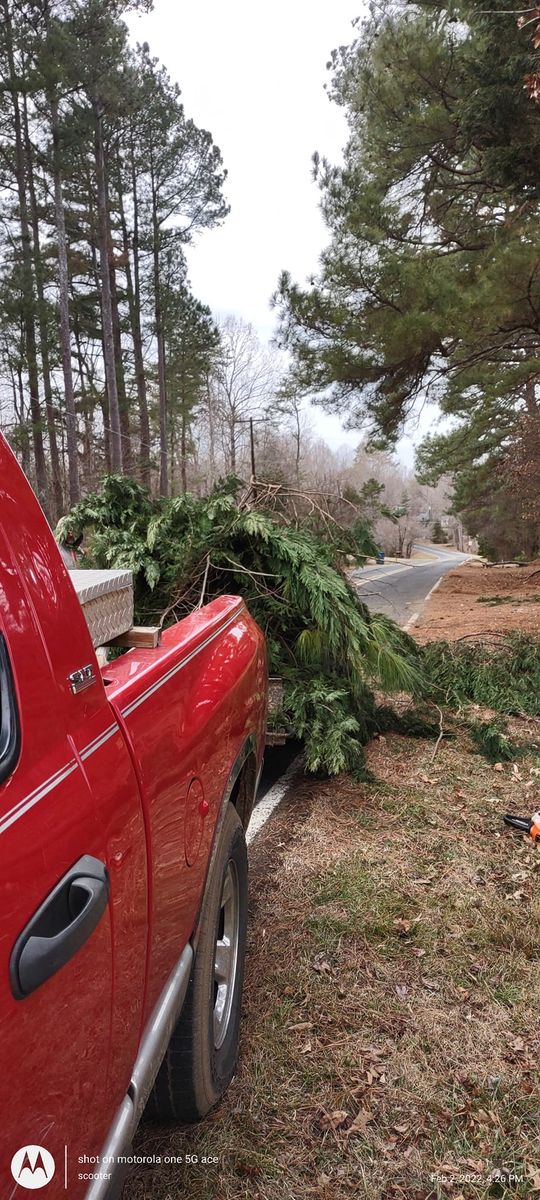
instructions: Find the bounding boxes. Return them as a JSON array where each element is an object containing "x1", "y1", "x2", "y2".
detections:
[{"x1": 125, "y1": 736, "x2": 540, "y2": 1200}]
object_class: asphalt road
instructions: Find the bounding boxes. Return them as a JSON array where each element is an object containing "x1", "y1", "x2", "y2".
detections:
[
  {"x1": 351, "y1": 544, "x2": 470, "y2": 627},
  {"x1": 258, "y1": 739, "x2": 303, "y2": 800}
]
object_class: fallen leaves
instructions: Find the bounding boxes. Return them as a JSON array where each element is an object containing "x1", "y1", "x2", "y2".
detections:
[
  {"x1": 420, "y1": 976, "x2": 440, "y2": 991},
  {"x1": 343, "y1": 1108, "x2": 374, "y2": 1137},
  {"x1": 526, "y1": 1166, "x2": 540, "y2": 1192},
  {"x1": 316, "y1": 1106, "x2": 375, "y2": 1137},
  {"x1": 311, "y1": 958, "x2": 332, "y2": 975},
  {"x1": 317, "y1": 1109, "x2": 348, "y2": 1132},
  {"x1": 365, "y1": 1061, "x2": 386, "y2": 1086},
  {"x1": 393, "y1": 917, "x2": 413, "y2": 935},
  {"x1": 505, "y1": 1033, "x2": 526, "y2": 1057}
]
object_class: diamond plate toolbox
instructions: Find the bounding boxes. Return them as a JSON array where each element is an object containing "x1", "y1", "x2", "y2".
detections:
[{"x1": 70, "y1": 569, "x2": 134, "y2": 648}]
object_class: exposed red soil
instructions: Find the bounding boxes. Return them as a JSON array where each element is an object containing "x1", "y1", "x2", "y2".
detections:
[{"x1": 414, "y1": 561, "x2": 540, "y2": 643}]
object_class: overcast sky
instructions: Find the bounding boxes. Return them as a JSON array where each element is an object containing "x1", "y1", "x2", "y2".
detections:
[{"x1": 127, "y1": 1, "x2": 419, "y2": 462}]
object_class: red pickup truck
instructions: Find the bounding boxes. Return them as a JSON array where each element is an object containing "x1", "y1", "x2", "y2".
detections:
[{"x1": 0, "y1": 435, "x2": 267, "y2": 1198}]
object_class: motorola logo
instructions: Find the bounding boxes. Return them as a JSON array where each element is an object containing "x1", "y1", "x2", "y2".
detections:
[{"x1": 11, "y1": 1146, "x2": 56, "y2": 1190}]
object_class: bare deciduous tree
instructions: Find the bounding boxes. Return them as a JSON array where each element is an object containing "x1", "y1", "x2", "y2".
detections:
[{"x1": 211, "y1": 317, "x2": 278, "y2": 473}]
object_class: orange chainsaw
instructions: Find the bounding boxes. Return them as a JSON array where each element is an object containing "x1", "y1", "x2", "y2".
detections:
[{"x1": 504, "y1": 811, "x2": 540, "y2": 843}]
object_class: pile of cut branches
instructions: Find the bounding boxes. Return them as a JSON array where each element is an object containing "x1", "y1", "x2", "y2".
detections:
[
  {"x1": 422, "y1": 634, "x2": 540, "y2": 717},
  {"x1": 57, "y1": 475, "x2": 422, "y2": 778}
]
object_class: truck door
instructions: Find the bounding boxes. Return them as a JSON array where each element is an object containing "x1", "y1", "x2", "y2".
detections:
[
  {"x1": 0, "y1": 553, "x2": 114, "y2": 1198},
  {"x1": 0, "y1": 482, "x2": 146, "y2": 1198}
]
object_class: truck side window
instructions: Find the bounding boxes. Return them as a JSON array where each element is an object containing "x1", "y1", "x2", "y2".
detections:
[{"x1": 0, "y1": 635, "x2": 20, "y2": 784}]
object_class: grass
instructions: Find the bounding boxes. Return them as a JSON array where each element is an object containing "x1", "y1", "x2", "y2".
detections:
[
  {"x1": 125, "y1": 732, "x2": 540, "y2": 1200},
  {"x1": 477, "y1": 595, "x2": 540, "y2": 607}
]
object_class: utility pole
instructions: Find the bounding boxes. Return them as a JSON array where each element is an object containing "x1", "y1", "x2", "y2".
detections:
[
  {"x1": 237, "y1": 414, "x2": 274, "y2": 505},
  {"x1": 238, "y1": 412, "x2": 281, "y2": 501},
  {"x1": 249, "y1": 418, "x2": 256, "y2": 480}
]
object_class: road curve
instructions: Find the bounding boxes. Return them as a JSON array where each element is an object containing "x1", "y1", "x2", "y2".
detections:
[{"x1": 351, "y1": 545, "x2": 470, "y2": 627}]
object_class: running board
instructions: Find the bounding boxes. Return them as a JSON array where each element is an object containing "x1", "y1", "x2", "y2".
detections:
[{"x1": 85, "y1": 944, "x2": 193, "y2": 1200}]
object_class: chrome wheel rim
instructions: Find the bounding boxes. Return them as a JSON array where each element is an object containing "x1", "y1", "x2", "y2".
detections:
[{"x1": 213, "y1": 860, "x2": 240, "y2": 1050}]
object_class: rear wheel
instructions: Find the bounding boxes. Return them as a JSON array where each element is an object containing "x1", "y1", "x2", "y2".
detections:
[{"x1": 147, "y1": 803, "x2": 248, "y2": 1124}]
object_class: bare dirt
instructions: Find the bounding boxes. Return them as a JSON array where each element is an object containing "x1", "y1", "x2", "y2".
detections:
[{"x1": 414, "y1": 561, "x2": 540, "y2": 643}]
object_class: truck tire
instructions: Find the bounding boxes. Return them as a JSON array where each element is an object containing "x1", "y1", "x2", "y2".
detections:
[{"x1": 147, "y1": 802, "x2": 248, "y2": 1124}]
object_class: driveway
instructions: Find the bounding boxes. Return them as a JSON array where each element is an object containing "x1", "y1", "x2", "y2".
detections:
[{"x1": 351, "y1": 545, "x2": 470, "y2": 627}]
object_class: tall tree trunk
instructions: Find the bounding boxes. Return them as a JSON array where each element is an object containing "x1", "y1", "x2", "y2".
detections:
[
  {"x1": 157, "y1": 321, "x2": 168, "y2": 495},
  {"x1": 150, "y1": 159, "x2": 168, "y2": 495},
  {"x1": 11, "y1": 363, "x2": 31, "y2": 476},
  {"x1": 109, "y1": 260, "x2": 132, "y2": 469},
  {"x1": 50, "y1": 91, "x2": 80, "y2": 505},
  {"x1": 170, "y1": 419, "x2": 175, "y2": 493},
  {"x1": 2, "y1": 0, "x2": 48, "y2": 512},
  {"x1": 22, "y1": 90, "x2": 63, "y2": 519},
  {"x1": 525, "y1": 375, "x2": 538, "y2": 415},
  {"x1": 230, "y1": 411, "x2": 236, "y2": 473},
  {"x1": 119, "y1": 141, "x2": 150, "y2": 486},
  {"x1": 73, "y1": 313, "x2": 95, "y2": 488},
  {"x1": 294, "y1": 402, "x2": 301, "y2": 485},
  {"x1": 205, "y1": 372, "x2": 216, "y2": 488},
  {"x1": 180, "y1": 407, "x2": 187, "y2": 494},
  {"x1": 82, "y1": 408, "x2": 93, "y2": 489},
  {"x1": 85, "y1": 182, "x2": 111, "y2": 472},
  {"x1": 93, "y1": 103, "x2": 123, "y2": 472}
]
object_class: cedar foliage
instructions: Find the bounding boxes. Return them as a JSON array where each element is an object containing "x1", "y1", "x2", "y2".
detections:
[
  {"x1": 57, "y1": 476, "x2": 422, "y2": 778},
  {"x1": 422, "y1": 634, "x2": 540, "y2": 716},
  {"x1": 469, "y1": 719, "x2": 521, "y2": 764}
]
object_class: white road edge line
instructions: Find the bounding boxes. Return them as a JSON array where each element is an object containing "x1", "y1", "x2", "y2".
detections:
[
  {"x1": 402, "y1": 575, "x2": 443, "y2": 632},
  {"x1": 247, "y1": 754, "x2": 303, "y2": 846}
]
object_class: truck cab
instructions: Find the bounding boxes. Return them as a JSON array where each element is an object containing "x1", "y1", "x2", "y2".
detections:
[{"x1": 0, "y1": 435, "x2": 267, "y2": 1198}]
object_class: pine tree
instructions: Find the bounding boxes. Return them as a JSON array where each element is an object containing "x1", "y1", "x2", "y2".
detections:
[
  {"x1": 0, "y1": 0, "x2": 49, "y2": 512},
  {"x1": 276, "y1": 0, "x2": 540, "y2": 554},
  {"x1": 160, "y1": 256, "x2": 220, "y2": 492},
  {"x1": 37, "y1": 5, "x2": 82, "y2": 505},
  {"x1": 130, "y1": 45, "x2": 228, "y2": 495},
  {"x1": 0, "y1": 0, "x2": 229, "y2": 505}
]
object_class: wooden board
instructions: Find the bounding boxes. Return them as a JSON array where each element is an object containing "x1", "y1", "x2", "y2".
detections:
[{"x1": 108, "y1": 626, "x2": 162, "y2": 650}]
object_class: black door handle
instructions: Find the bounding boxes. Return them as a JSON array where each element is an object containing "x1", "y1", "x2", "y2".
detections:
[{"x1": 10, "y1": 855, "x2": 109, "y2": 1000}]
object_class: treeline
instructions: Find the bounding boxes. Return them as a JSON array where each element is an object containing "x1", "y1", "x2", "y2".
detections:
[{"x1": 0, "y1": 0, "x2": 263, "y2": 522}]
